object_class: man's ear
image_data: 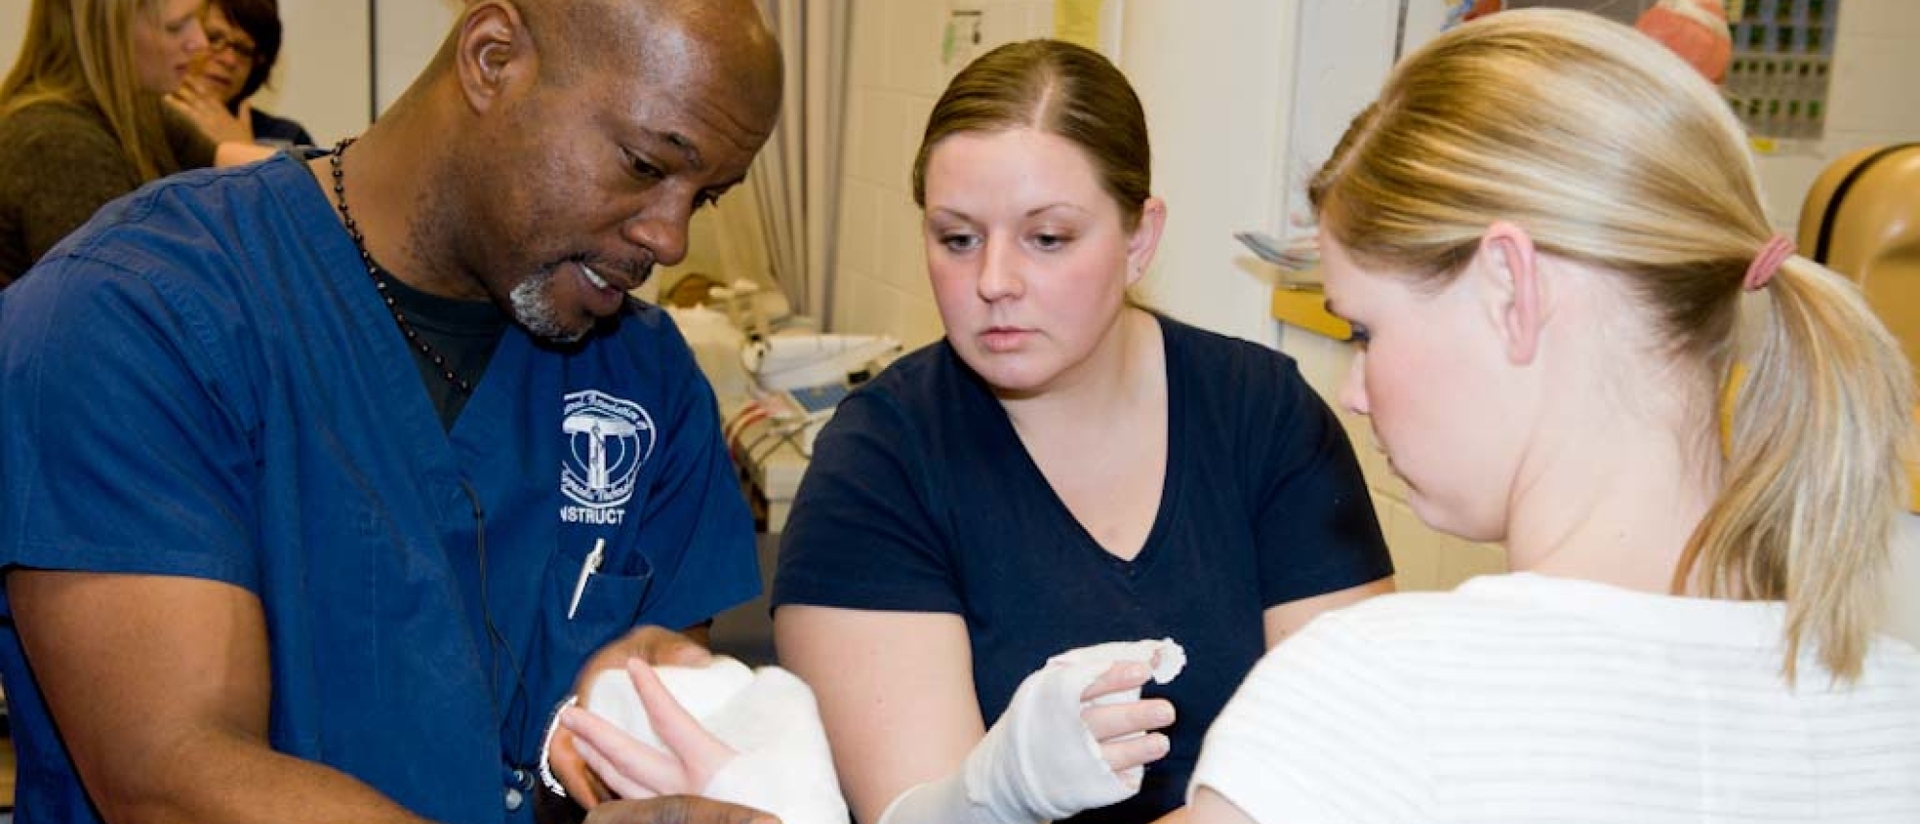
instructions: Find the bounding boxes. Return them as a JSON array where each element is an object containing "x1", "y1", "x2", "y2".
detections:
[
  {"x1": 1125, "y1": 197, "x2": 1168, "y2": 286},
  {"x1": 1475, "y1": 220, "x2": 1544, "y2": 366},
  {"x1": 456, "y1": 2, "x2": 529, "y2": 114}
]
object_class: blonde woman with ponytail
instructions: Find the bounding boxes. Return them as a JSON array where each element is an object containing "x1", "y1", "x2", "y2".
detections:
[{"x1": 1180, "y1": 9, "x2": 1919, "y2": 823}]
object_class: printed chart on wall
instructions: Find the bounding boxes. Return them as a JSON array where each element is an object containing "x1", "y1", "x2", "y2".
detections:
[{"x1": 1724, "y1": 0, "x2": 1839, "y2": 153}]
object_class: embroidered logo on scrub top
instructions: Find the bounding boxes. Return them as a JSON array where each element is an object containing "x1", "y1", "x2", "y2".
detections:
[{"x1": 560, "y1": 389, "x2": 655, "y2": 525}]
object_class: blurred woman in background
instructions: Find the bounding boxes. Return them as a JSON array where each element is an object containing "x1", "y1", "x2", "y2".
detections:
[
  {"x1": 0, "y1": 0, "x2": 271, "y2": 286},
  {"x1": 171, "y1": 0, "x2": 313, "y2": 148}
]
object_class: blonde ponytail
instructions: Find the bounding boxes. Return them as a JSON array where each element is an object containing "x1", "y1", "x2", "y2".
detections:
[{"x1": 1683, "y1": 256, "x2": 1914, "y2": 682}]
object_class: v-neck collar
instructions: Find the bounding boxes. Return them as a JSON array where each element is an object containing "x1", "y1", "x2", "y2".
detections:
[
  {"x1": 975, "y1": 314, "x2": 1184, "y2": 577},
  {"x1": 286, "y1": 150, "x2": 526, "y2": 485}
]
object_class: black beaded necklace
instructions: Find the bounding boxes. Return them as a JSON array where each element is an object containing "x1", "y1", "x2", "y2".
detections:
[{"x1": 329, "y1": 137, "x2": 473, "y2": 396}]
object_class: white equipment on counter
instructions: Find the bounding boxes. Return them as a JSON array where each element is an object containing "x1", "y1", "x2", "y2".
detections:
[{"x1": 743, "y1": 334, "x2": 901, "y2": 393}]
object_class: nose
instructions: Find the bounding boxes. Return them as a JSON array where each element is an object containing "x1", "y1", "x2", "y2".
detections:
[
  {"x1": 1338, "y1": 351, "x2": 1370, "y2": 415},
  {"x1": 185, "y1": 19, "x2": 210, "y2": 55},
  {"x1": 976, "y1": 237, "x2": 1024, "y2": 302},
  {"x1": 619, "y1": 198, "x2": 692, "y2": 268}
]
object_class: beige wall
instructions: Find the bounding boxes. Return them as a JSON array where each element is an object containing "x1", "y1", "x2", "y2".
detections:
[{"x1": 1117, "y1": 0, "x2": 1294, "y2": 346}]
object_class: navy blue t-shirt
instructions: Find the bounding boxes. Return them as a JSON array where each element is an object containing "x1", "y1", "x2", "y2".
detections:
[{"x1": 773, "y1": 315, "x2": 1391, "y2": 823}]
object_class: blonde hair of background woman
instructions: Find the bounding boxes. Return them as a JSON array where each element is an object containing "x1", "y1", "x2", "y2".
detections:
[
  {"x1": 1308, "y1": 8, "x2": 1913, "y2": 683},
  {"x1": 2, "y1": 0, "x2": 185, "y2": 181}
]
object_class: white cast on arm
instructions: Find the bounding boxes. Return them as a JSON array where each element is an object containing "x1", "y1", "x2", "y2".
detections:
[{"x1": 878, "y1": 639, "x2": 1186, "y2": 824}]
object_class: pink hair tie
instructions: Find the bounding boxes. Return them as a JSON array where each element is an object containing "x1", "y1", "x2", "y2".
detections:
[{"x1": 1743, "y1": 235, "x2": 1795, "y2": 291}]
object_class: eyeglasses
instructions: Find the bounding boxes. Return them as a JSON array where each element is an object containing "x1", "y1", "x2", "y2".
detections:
[{"x1": 206, "y1": 32, "x2": 259, "y2": 63}]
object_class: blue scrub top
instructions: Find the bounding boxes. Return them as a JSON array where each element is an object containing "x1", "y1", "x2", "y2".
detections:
[{"x1": 0, "y1": 154, "x2": 759, "y2": 824}]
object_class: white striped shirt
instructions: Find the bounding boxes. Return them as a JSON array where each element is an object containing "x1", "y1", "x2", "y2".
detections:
[{"x1": 1192, "y1": 573, "x2": 1920, "y2": 823}]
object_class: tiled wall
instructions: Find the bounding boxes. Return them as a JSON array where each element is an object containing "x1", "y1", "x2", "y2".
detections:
[{"x1": 830, "y1": 0, "x2": 1057, "y2": 348}]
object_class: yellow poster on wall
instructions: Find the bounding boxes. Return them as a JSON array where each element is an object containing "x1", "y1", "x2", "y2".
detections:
[{"x1": 1053, "y1": 0, "x2": 1104, "y2": 51}]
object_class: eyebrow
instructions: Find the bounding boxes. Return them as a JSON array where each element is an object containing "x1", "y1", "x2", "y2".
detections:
[{"x1": 656, "y1": 131, "x2": 706, "y2": 172}]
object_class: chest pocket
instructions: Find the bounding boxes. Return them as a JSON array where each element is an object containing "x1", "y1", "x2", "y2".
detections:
[{"x1": 528, "y1": 537, "x2": 654, "y2": 684}]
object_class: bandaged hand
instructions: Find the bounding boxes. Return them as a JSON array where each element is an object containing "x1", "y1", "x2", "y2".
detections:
[
  {"x1": 549, "y1": 626, "x2": 715, "y2": 806},
  {"x1": 560, "y1": 659, "x2": 742, "y2": 800},
  {"x1": 553, "y1": 656, "x2": 850, "y2": 824},
  {"x1": 881, "y1": 638, "x2": 1186, "y2": 824}
]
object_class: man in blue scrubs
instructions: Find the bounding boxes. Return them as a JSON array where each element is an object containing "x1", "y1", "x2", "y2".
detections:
[{"x1": 0, "y1": 1, "x2": 781, "y2": 823}]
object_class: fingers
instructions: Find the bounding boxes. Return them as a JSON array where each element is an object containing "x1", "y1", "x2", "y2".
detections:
[
  {"x1": 1076, "y1": 660, "x2": 1174, "y2": 777},
  {"x1": 560, "y1": 705, "x2": 688, "y2": 798},
  {"x1": 1080, "y1": 660, "x2": 1153, "y2": 703},
  {"x1": 548, "y1": 726, "x2": 608, "y2": 809},
  {"x1": 1099, "y1": 731, "x2": 1171, "y2": 776},
  {"x1": 626, "y1": 659, "x2": 739, "y2": 784},
  {"x1": 1082, "y1": 696, "x2": 1175, "y2": 741}
]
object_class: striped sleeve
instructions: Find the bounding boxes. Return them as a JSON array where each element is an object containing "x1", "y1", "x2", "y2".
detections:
[{"x1": 1190, "y1": 612, "x2": 1431, "y2": 822}]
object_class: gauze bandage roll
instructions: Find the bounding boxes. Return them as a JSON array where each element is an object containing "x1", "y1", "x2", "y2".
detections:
[
  {"x1": 881, "y1": 638, "x2": 1186, "y2": 824},
  {"x1": 550, "y1": 657, "x2": 850, "y2": 824}
]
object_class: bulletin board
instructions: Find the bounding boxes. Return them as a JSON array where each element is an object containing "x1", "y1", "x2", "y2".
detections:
[{"x1": 1725, "y1": 0, "x2": 1840, "y2": 148}]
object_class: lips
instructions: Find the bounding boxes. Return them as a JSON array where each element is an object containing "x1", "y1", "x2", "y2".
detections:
[
  {"x1": 979, "y1": 326, "x2": 1032, "y2": 353},
  {"x1": 577, "y1": 262, "x2": 628, "y2": 317}
]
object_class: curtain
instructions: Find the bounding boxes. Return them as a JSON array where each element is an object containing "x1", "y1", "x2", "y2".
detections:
[{"x1": 741, "y1": 0, "x2": 849, "y2": 323}]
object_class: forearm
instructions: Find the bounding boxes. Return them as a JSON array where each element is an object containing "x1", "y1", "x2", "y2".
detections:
[{"x1": 95, "y1": 726, "x2": 437, "y2": 824}]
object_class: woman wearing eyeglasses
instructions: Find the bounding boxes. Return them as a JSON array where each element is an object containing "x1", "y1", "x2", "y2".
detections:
[
  {"x1": 173, "y1": 0, "x2": 314, "y2": 148},
  {"x1": 0, "y1": 0, "x2": 274, "y2": 287}
]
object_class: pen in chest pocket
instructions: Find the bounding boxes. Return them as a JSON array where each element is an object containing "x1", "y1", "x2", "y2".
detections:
[{"x1": 567, "y1": 537, "x2": 606, "y2": 621}]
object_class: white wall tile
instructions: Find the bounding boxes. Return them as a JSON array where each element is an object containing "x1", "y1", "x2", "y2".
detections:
[
  {"x1": 845, "y1": 92, "x2": 887, "y2": 186},
  {"x1": 1828, "y1": 34, "x2": 1920, "y2": 133},
  {"x1": 904, "y1": 295, "x2": 948, "y2": 350},
  {"x1": 1835, "y1": 0, "x2": 1918, "y2": 35},
  {"x1": 882, "y1": 200, "x2": 929, "y2": 293},
  {"x1": 836, "y1": 180, "x2": 883, "y2": 280},
  {"x1": 872, "y1": 93, "x2": 923, "y2": 194}
]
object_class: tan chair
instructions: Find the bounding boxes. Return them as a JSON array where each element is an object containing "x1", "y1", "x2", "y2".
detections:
[
  {"x1": 1799, "y1": 144, "x2": 1920, "y2": 380},
  {"x1": 1798, "y1": 144, "x2": 1920, "y2": 511}
]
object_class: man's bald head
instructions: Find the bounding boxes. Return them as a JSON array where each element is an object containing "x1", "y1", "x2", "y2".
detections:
[
  {"x1": 520, "y1": 0, "x2": 782, "y2": 118},
  {"x1": 383, "y1": 0, "x2": 786, "y2": 339}
]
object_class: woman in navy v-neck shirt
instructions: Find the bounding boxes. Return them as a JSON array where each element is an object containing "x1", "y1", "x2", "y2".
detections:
[{"x1": 772, "y1": 39, "x2": 1394, "y2": 824}]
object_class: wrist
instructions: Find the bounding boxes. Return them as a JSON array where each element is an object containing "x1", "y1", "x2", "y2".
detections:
[{"x1": 537, "y1": 694, "x2": 581, "y2": 797}]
